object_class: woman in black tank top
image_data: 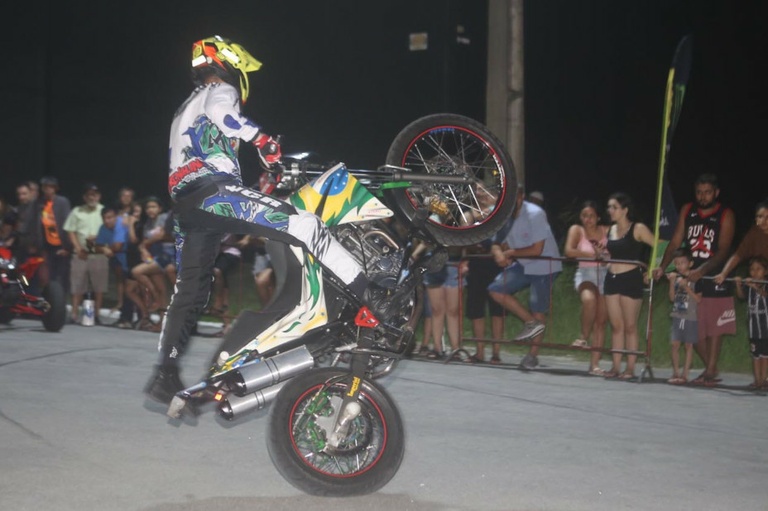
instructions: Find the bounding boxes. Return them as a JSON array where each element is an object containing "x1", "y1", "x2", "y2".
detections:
[{"x1": 603, "y1": 193, "x2": 656, "y2": 380}]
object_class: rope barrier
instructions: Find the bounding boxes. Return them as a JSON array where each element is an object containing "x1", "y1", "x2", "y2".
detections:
[{"x1": 454, "y1": 254, "x2": 655, "y2": 380}]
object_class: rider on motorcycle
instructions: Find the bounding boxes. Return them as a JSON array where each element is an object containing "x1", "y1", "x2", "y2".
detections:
[{"x1": 145, "y1": 35, "x2": 399, "y2": 404}]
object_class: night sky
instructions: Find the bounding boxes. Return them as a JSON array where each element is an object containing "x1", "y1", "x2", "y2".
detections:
[{"x1": 5, "y1": 0, "x2": 766, "y2": 242}]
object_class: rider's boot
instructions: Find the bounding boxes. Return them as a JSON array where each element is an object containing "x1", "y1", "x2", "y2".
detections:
[
  {"x1": 362, "y1": 280, "x2": 412, "y2": 325},
  {"x1": 144, "y1": 364, "x2": 184, "y2": 404}
]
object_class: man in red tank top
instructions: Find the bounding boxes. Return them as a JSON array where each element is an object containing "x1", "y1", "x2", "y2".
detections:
[{"x1": 653, "y1": 173, "x2": 736, "y2": 385}]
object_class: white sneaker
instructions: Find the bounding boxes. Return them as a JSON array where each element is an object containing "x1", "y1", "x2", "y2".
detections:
[{"x1": 512, "y1": 320, "x2": 545, "y2": 341}]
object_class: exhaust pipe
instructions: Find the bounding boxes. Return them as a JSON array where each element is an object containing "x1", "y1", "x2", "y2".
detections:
[
  {"x1": 218, "y1": 381, "x2": 287, "y2": 420},
  {"x1": 227, "y1": 345, "x2": 315, "y2": 396}
]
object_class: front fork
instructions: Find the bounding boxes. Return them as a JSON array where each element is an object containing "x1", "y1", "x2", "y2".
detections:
[{"x1": 326, "y1": 329, "x2": 373, "y2": 448}]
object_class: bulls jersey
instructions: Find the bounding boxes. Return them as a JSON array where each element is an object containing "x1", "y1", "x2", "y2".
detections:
[{"x1": 683, "y1": 203, "x2": 732, "y2": 297}]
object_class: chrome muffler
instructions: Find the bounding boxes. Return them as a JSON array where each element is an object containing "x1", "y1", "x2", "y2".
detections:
[
  {"x1": 227, "y1": 345, "x2": 315, "y2": 396},
  {"x1": 217, "y1": 345, "x2": 315, "y2": 420},
  {"x1": 218, "y1": 381, "x2": 287, "y2": 420}
]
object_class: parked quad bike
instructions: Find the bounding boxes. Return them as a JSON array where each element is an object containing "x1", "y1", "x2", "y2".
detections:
[
  {"x1": 0, "y1": 247, "x2": 67, "y2": 332},
  {"x1": 166, "y1": 114, "x2": 517, "y2": 496}
]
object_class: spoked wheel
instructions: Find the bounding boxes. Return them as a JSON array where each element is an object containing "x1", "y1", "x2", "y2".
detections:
[
  {"x1": 267, "y1": 368, "x2": 405, "y2": 496},
  {"x1": 385, "y1": 113, "x2": 517, "y2": 246}
]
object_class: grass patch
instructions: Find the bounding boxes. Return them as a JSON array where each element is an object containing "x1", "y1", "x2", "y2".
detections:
[{"x1": 103, "y1": 262, "x2": 752, "y2": 373}]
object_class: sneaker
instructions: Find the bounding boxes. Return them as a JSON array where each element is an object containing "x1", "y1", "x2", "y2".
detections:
[
  {"x1": 519, "y1": 353, "x2": 539, "y2": 370},
  {"x1": 512, "y1": 320, "x2": 545, "y2": 341},
  {"x1": 144, "y1": 365, "x2": 184, "y2": 404}
]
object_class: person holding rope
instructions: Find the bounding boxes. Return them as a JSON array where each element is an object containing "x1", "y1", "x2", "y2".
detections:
[
  {"x1": 602, "y1": 192, "x2": 655, "y2": 380},
  {"x1": 487, "y1": 185, "x2": 562, "y2": 370},
  {"x1": 665, "y1": 247, "x2": 702, "y2": 385},
  {"x1": 563, "y1": 200, "x2": 609, "y2": 375},
  {"x1": 733, "y1": 257, "x2": 768, "y2": 389},
  {"x1": 713, "y1": 199, "x2": 768, "y2": 284},
  {"x1": 653, "y1": 173, "x2": 736, "y2": 386},
  {"x1": 713, "y1": 199, "x2": 768, "y2": 389}
]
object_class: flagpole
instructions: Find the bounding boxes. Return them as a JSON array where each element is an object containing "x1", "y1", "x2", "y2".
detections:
[{"x1": 642, "y1": 35, "x2": 693, "y2": 383}]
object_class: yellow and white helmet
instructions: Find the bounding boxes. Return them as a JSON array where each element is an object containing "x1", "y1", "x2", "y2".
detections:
[{"x1": 191, "y1": 35, "x2": 262, "y2": 103}]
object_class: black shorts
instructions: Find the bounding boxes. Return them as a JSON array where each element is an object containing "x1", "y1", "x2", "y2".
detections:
[
  {"x1": 603, "y1": 267, "x2": 644, "y2": 299},
  {"x1": 749, "y1": 338, "x2": 768, "y2": 359},
  {"x1": 464, "y1": 259, "x2": 503, "y2": 319},
  {"x1": 214, "y1": 253, "x2": 241, "y2": 287}
]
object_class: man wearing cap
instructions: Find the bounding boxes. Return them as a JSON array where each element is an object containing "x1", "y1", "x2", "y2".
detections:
[
  {"x1": 36, "y1": 176, "x2": 72, "y2": 294},
  {"x1": 63, "y1": 183, "x2": 106, "y2": 325}
]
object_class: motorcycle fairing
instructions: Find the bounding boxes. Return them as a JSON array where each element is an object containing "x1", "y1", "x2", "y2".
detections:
[
  {"x1": 213, "y1": 164, "x2": 396, "y2": 374},
  {"x1": 214, "y1": 244, "x2": 328, "y2": 373},
  {"x1": 289, "y1": 164, "x2": 393, "y2": 225}
]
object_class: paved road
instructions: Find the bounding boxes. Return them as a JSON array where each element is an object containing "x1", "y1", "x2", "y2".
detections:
[{"x1": 1, "y1": 318, "x2": 766, "y2": 511}]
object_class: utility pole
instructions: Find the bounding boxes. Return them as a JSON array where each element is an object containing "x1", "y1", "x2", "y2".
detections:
[{"x1": 486, "y1": 0, "x2": 525, "y2": 187}]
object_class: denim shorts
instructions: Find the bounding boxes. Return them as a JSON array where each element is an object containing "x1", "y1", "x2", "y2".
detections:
[
  {"x1": 574, "y1": 266, "x2": 607, "y2": 293},
  {"x1": 423, "y1": 264, "x2": 464, "y2": 288},
  {"x1": 487, "y1": 263, "x2": 559, "y2": 314},
  {"x1": 252, "y1": 253, "x2": 271, "y2": 275},
  {"x1": 154, "y1": 244, "x2": 176, "y2": 269}
]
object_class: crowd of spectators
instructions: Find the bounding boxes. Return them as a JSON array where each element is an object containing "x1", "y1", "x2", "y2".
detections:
[
  {"x1": 0, "y1": 180, "x2": 166, "y2": 330},
  {"x1": 2, "y1": 173, "x2": 765, "y2": 388},
  {"x1": 411, "y1": 176, "x2": 766, "y2": 389},
  {"x1": 1, "y1": 177, "x2": 276, "y2": 335}
]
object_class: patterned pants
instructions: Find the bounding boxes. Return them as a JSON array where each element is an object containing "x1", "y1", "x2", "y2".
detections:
[{"x1": 157, "y1": 178, "x2": 365, "y2": 364}]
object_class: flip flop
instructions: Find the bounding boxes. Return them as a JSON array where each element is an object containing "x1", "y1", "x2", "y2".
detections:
[
  {"x1": 692, "y1": 373, "x2": 722, "y2": 386},
  {"x1": 588, "y1": 367, "x2": 606, "y2": 376},
  {"x1": 619, "y1": 372, "x2": 636, "y2": 381},
  {"x1": 571, "y1": 339, "x2": 589, "y2": 348},
  {"x1": 425, "y1": 350, "x2": 445, "y2": 361}
]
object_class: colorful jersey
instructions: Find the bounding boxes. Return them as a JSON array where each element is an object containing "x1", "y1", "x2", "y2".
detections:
[
  {"x1": 168, "y1": 82, "x2": 261, "y2": 199},
  {"x1": 683, "y1": 203, "x2": 733, "y2": 297},
  {"x1": 42, "y1": 200, "x2": 62, "y2": 246}
]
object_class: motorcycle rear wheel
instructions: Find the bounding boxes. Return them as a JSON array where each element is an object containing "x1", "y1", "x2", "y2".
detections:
[
  {"x1": 267, "y1": 368, "x2": 404, "y2": 496},
  {"x1": 385, "y1": 113, "x2": 517, "y2": 246}
]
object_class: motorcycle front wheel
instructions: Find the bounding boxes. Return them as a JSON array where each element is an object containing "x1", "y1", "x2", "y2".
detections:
[
  {"x1": 41, "y1": 281, "x2": 66, "y2": 332},
  {"x1": 267, "y1": 368, "x2": 405, "y2": 496},
  {"x1": 385, "y1": 113, "x2": 517, "y2": 246}
]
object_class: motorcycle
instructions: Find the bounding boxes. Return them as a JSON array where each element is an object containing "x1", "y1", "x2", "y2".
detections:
[
  {"x1": 0, "y1": 247, "x2": 67, "y2": 332},
  {"x1": 167, "y1": 113, "x2": 517, "y2": 496}
]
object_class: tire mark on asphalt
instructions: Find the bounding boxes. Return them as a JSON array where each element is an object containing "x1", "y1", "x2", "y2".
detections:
[
  {"x1": 0, "y1": 347, "x2": 110, "y2": 368},
  {"x1": 0, "y1": 409, "x2": 52, "y2": 444}
]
